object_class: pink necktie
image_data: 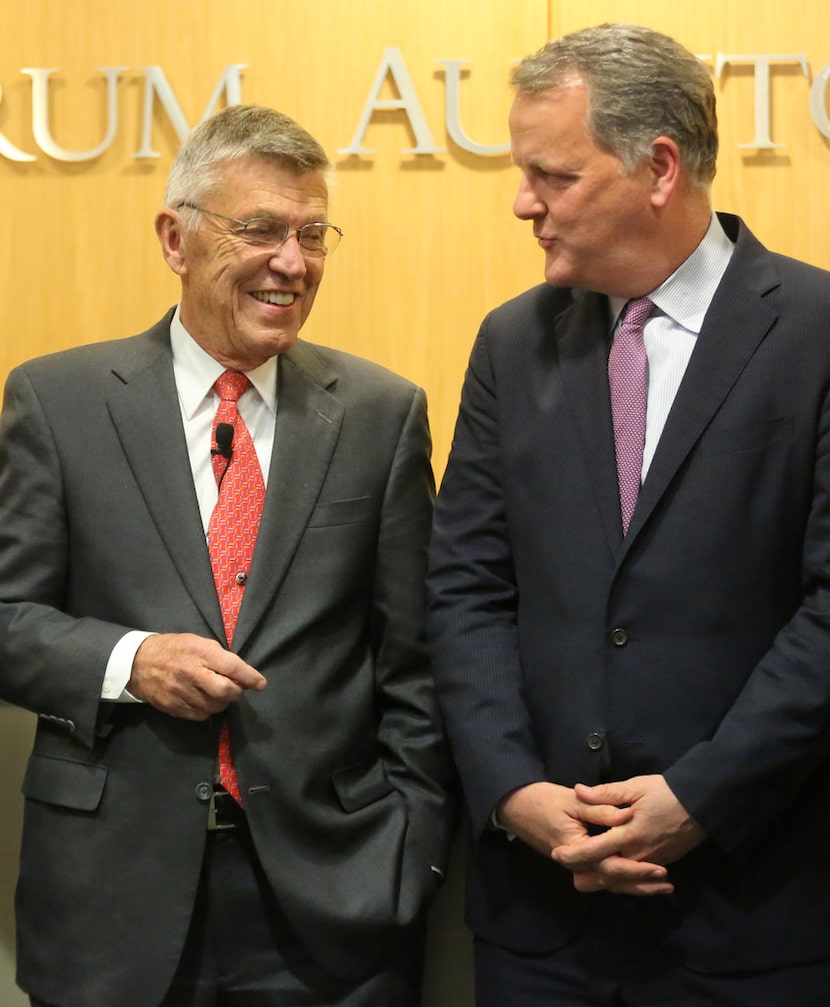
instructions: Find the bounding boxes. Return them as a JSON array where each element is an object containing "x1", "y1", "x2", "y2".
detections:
[
  {"x1": 208, "y1": 370, "x2": 265, "y2": 803},
  {"x1": 609, "y1": 297, "x2": 653, "y2": 535}
]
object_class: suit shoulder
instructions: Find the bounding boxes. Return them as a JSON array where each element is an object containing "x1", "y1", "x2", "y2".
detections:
[
  {"x1": 10, "y1": 314, "x2": 172, "y2": 388},
  {"x1": 288, "y1": 339, "x2": 422, "y2": 399},
  {"x1": 481, "y1": 283, "x2": 575, "y2": 335},
  {"x1": 723, "y1": 213, "x2": 830, "y2": 303},
  {"x1": 769, "y1": 250, "x2": 830, "y2": 293}
]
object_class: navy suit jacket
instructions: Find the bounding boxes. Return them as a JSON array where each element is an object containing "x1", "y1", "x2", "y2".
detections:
[{"x1": 427, "y1": 214, "x2": 830, "y2": 971}]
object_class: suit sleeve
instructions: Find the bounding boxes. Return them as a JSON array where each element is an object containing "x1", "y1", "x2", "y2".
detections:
[
  {"x1": 426, "y1": 322, "x2": 547, "y2": 838},
  {"x1": 0, "y1": 365, "x2": 131, "y2": 747},
  {"x1": 665, "y1": 379, "x2": 830, "y2": 854},
  {"x1": 371, "y1": 385, "x2": 458, "y2": 875}
]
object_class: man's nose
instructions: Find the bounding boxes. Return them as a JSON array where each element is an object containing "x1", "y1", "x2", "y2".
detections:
[
  {"x1": 268, "y1": 232, "x2": 307, "y2": 275},
  {"x1": 513, "y1": 174, "x2": 544, "y2": 220}
]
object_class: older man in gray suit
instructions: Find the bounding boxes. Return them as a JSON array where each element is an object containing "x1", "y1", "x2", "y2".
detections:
[{"x1": 0, "y1": 104, "x2": 454, "y2": 1007}]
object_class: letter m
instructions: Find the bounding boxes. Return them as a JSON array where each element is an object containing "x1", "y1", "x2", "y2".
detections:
[{"x1": 134, "y1": 64, "x2": 246, "y2": 158}]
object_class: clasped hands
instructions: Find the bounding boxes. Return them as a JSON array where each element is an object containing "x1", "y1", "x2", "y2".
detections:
[
  {"x1": 128, "y1": 633, "x2": 266, "y2": 720},
  {"x1": 497, "y1": 777, "x2": 706, "y2": 896}
]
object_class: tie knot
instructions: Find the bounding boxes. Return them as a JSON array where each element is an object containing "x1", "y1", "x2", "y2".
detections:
[
  {"x1": 619, "y1": 296, "x2": 654, "y2": 333},
  {"x1": 214, "y1": 370, "x2": 251, "y2": 402}
]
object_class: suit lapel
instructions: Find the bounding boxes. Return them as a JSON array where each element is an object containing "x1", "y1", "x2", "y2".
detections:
[
  {"x1": 232, "y1": 341, "x2": 344, "y2": 652},
  {"x1": 556, "y1": 290, "x2": 623, "y2": 554},
  {"x1": 624, "y1": 217, "x2": 781, "y2": 547},
  {"x1": 106, "y1": 318, "x2": 225, "y2": 638}
]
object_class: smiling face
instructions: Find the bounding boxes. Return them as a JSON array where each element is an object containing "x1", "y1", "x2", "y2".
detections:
[
  {"x1": 156, "y1": 156, "x2": 329, "y2": 370},
  {"x1": 509, "y1": 80, "x2": 660, "y2": 297}
]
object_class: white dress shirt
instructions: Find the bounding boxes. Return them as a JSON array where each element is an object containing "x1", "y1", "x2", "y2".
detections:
[{"x1": 101, "y1": 307, "x2": 278, "y2": 700}]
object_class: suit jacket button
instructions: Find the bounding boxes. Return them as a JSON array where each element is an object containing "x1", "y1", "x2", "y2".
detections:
[
  {"x1": 586, "y1": 733, "x2": 604, "y2": 751},
  {"x1": 195, "y1": 782, "x2": 213, "y2": 802},
  {"x1": 610, "y1": 627, "x2": 628, "y2": 646}
]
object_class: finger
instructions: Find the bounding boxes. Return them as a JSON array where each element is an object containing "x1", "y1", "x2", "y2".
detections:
[
  {"x1": 553, "y1": 831, "x2": 629, "y2": 869},
  {"x1": 573, "y1": 871, "x2": 675, "y2": 897},
  {"x1": 169, "y1": 701, "x2": 214, "y2": 722},
  {"x1": 570, "y1": 869, "x2": 606, "y2": 893},
  {"x1": 606, "y1": 879, "x2": 674, "y2": 895},
  {"x1": 595, "y1": 853, "x2": 668, "y2": 884},
  {"x1": 569, "y1": 855, "x2": 670, "y2": 893},
  {"x1": 209, "y1": 651, "x2": 267, "y2": 691},
  {"x1": 190, "y1": 687, "x2": 236, "y2": 715},
  {"x1": 193, "y1": 668, "x2": 245, "y2": 704},
  {"x1": 155, "y1": 689, "x2": 222, "y2": 721},
  {"x1": 148, "y1": 659, "x2": 238, "y2": 715},
  {"x1": 574, "y1": 781, "x2": 633, "y2": 807},
  {"x1": 598, "y1": 869, "x2": 675, "y2": 896},
  {"x1": 572, "y1": 801, "x2": 634, "y2": 830}
]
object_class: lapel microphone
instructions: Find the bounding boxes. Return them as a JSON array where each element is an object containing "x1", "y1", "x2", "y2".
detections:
[{"x1": 212, "y1": 423, "x2": 235, "y2": 461}]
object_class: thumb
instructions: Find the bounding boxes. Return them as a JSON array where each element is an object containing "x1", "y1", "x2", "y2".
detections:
[{"x1": 574, "y1": 781, "x2": 630, "y2": 807}]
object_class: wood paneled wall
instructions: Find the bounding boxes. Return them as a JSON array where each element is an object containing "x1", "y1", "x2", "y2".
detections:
[
  {"x1": 1, "y1": 0, "x2": 827, "y2": 474},
  {"x1": 1, "y1": 4, "x2": 829, "y2": 1005}
]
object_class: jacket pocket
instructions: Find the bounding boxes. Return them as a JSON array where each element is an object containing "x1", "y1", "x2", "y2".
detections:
[
  {"x1": 22, "y1": 752, "x2": 107, "y2": 811},
  {"x1": 331, "y1": 759, "x2": 394, "y2": 813},
  {"x1": 307, "y1": 496, "x2": 372, "y2": 528},
  {"x1": 694, "y1": 416, "x2": 792, "y2": 458}
]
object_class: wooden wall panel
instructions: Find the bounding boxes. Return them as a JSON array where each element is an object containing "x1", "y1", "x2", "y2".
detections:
[
  {"x1": 0, "y1": 4, "x2": 829, "y2": 1006},
  {"x1": 0, "y1": 0, "x2": 547, "y2": 475},
  {"x1": 3, "y1": 2, "x2": 825, "y2": 475}
]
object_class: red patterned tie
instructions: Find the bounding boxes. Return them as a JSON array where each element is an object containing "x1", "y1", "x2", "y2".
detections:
[
  {"x1": 609, "y1": 297, "x2": 653, "y2": 535},
  {"x1": 208, "y1": 370, "x2": 265, "y2": 804}
]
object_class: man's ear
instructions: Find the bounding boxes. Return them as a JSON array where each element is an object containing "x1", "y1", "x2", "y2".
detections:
[
  {"x1": 648, "y1": 136, "x2": 681, "y2": 208},
  {"x1": 155, "y1": 209, "x2": 188, "y2": 276}
]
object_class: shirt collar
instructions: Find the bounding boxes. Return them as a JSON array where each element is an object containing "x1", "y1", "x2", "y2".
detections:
[
  {"x1": 169, "y1": 305, "x2": 278, "y2": 420},
  {"x1": 609, "y1": 213, "x2": 735, "y2": 334}
]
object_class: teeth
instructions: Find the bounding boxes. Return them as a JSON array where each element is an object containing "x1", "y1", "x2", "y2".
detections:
[{"x1": 252, "y1": 291, "x2": 294, "y2": 306}]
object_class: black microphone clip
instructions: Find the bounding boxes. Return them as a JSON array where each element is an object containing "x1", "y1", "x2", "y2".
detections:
[{"x1": 211, "y1": 422, "x2": 235, "y2": 460}]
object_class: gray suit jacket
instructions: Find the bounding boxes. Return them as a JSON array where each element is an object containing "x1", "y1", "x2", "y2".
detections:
[{"x1": 0, "y1": 311, "x2": 455, "y2": 1007}]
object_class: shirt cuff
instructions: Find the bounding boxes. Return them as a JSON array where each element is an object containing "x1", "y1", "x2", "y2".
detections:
[
  {"x1": 491, "y1": 808, "x2": 517, "y2": 840},
  {"x1": 101, "y1": 630, "x2": 154, "y2": 702}
]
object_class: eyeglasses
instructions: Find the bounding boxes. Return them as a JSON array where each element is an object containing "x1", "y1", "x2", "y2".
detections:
[{"x1": 177, "y1": 202, "x2": 343, "y2": 257}]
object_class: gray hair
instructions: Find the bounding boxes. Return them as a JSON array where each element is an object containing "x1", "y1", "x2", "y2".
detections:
[
  {"x1": 511, "y1": 23, "x2": 718, "y2": 187},
  {"x1": 165, "y1": 104, "x2": 330, "y2": 220}
]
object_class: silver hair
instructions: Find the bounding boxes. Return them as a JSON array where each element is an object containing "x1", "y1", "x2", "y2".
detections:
[
  {"x1": 511, "y1": 23, "x2": 718, "y2": 187},
  {"x1": 164, "y1": 104, "x2": 331, "y2": 227}
]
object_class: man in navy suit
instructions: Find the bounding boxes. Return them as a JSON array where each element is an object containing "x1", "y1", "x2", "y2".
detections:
[{"x1": 427, "y1": 23, "x2": 830, "y2": 1006}]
